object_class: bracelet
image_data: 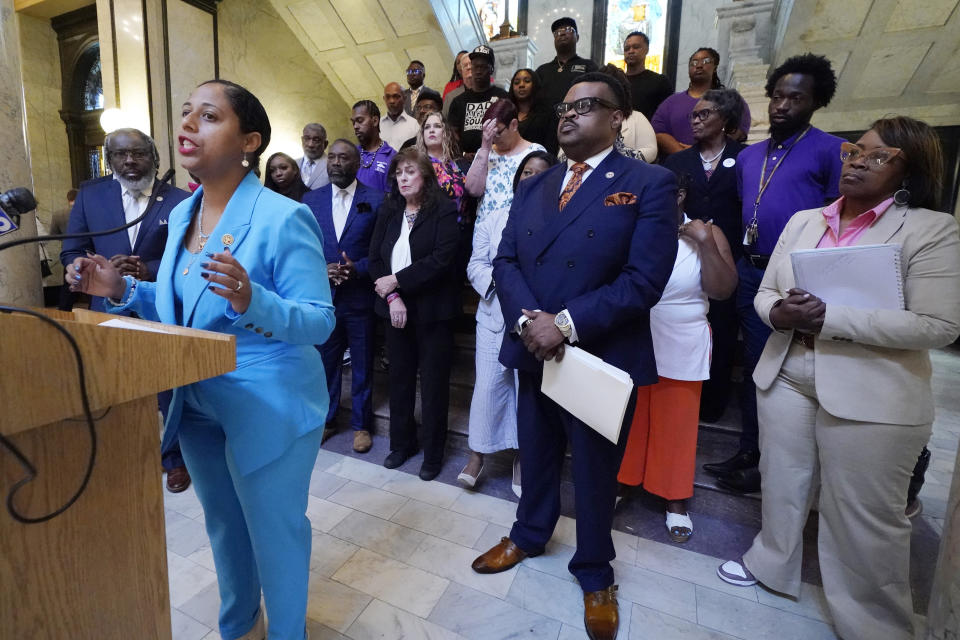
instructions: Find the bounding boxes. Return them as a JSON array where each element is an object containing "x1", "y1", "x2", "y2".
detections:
[
  {"x1": 108, "y1": 275, "x2": 137, "y2": 306},
  {"x1": 386, "y1": 292, "x2": 400, "y2": 303}
]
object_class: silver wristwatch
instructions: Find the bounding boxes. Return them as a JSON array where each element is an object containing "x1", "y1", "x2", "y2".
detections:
[{"x1": 554, "y1": 310, "x2": 573, "y2": 339}]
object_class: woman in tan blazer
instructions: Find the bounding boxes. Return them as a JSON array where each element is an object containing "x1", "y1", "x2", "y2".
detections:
[{"x1": 716, "y1": 116, "x2": 960, "y2": 640}]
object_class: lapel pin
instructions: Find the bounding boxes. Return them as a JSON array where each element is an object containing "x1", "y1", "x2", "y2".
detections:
[
  {"x1": 722, "y1": 158, "x2": 736, "y2": 168},
  {"x1": 156, "y1": 196, "x2": 164, "y2": 202},
  {"x1": 605, "y1": 171, "x2": 615, "y2": 178},
  {"x1": 222, "y1": 234, "x2": 234, "y2": 246}
]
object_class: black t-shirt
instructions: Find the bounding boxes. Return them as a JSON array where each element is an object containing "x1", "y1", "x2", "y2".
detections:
[
  {"x1": 535, "y1": 55, "x2": 599, "y2": 111},
  {"x1": 518, "y1": 102, "x2": 558, "y2": 155},
  {"x1": 447, "y1": 86, "x2": 510, "y2": 154},
  {"x1": 626, "y1": 69, "x2": 674, "y2": 121}
]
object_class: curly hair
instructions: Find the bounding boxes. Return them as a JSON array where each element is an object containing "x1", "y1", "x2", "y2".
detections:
[
  {"x1": 870, "y1": 116, "x2": 944, "y2": 210},
  {"x1": 765, "y1": 53, "x2": 837, "y2": 108},
  {"x1": 599, "y1": 63, "x2": 634, "y2": 119},
  {"x1": 383, "y1": 147, "x2": 445, "y2": 213},
  {"x1": 570, "y1": 72, "x2": 629, "y2": 115},
  {"x1": 701, "y1": 88, "x2": 743, "y2": 134},
  {"x1": 415, "y1": 111, "x2": 461, "y2": 163}
]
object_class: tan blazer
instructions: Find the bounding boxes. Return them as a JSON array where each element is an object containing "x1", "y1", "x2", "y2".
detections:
[{"x1": 753, "y1": 203, "x2": 960, "y2": 426}]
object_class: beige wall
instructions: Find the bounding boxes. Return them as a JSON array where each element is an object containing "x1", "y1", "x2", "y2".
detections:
[
  {"x1": 19, "y1": 12, "x2": 72, "y2": 284},
  {"x1": 217, "y1": 0, "x2": 352, "y2": 171}
]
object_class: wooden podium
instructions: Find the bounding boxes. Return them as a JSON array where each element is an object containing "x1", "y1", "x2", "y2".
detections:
[{"x1": 0, "y1": 307, "x2": 234, "y2": 639}]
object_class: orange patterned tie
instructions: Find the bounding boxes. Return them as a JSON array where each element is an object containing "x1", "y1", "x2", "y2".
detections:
[{"x1": 558, "y1": 162, "x2": 589, "y2": 211}]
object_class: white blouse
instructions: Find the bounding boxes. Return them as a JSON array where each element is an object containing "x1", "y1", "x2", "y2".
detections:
[
  {"x1": 650, "y1": 219, "x2": 711, "y2": 381},
  {"x1": 390, "y1": 215, "x2": 414, "y2": 274}
]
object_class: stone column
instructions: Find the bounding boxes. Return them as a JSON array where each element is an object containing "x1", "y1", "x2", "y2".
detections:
[
  {"x1": 926, "y1": 446, "x2": 960, "y2": 638},
  {"x1": 715, "y1": 0, "x2": 775, "y2": 143},
  {"x1": 487, "y1": 36, "x2": 539, "y2": 92},
  {"x1": 0, "y1": 0, "x2": 41, "y2": 307}
]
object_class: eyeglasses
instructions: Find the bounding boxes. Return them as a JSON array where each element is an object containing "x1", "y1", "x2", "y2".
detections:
[
  {"x1": 553, "y1": 26, "x2": 576, "y2": 36},
  {"x1": 301, "y1": 136, "x2": 325, "y2": 144},
  {"x1": 108, "y1": 149, "x2": 150, "y2": 161},
  {"x1": 554, "y1": 96, "x2": 621, "y2": 119},
  {"x1": 839, "y1": 142, "x2": 904, "y2": 167},
  {"x1": 407, "y1": 68, "x2": 424, "y2": 75},
  {"x1": 688, "y1": 57, "x2": 714, "y2": 68},
  {"x1": 688, "y1": 108, "x2": 718, "y2": 122}
]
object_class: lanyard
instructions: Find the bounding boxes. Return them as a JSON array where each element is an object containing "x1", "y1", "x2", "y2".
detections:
[{"x1": 745, "y1": 125, "x2": 811, "y2": 246}]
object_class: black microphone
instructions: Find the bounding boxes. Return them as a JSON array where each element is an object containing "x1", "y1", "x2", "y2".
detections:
[
  {"x1": 0, "y1": 187, "x2": 38, "y2": 215},
  {"x1": 0, "y1": 168, "x2": 176, "y2": 254}
]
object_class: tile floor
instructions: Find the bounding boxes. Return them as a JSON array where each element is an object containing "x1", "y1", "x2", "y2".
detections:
[{"x1": 164, "y1": 345, "x2": 959, "y2": 640}]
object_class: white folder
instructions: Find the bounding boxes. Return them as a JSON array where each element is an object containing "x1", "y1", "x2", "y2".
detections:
[{"x1": 541, "y1": 346, "x2": 634, "y2": 444}]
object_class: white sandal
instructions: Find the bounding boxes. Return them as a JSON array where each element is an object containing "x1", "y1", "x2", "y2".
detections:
[{"x1": 665, "y1": 511, "x2": 693, "y2": 543}]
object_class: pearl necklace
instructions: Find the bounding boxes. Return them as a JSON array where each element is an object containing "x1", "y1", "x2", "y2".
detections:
[{"x1": 699, "y1": 144, "x2": 726, "y2": 171}]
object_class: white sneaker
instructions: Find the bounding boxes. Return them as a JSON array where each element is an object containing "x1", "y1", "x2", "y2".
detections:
[{"x1": 717, "y1": 558, "x2": 758, "y2": 587}]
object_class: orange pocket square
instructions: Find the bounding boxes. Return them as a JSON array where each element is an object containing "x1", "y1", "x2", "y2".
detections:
[{"x1": 604, "y1": 192, "x2": 637, "y2": 206}]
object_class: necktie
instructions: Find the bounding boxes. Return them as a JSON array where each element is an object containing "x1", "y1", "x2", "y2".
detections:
[
  {"x1": 558, "y1": 162, "x2": 589, "y2": 211},
  {"x1": 123, "y1": 190, "x2": 143, "y2": 246},
  {"x1": 302, "y1": 160, "x2": 313, "y2": 185},
  {"x1": 333, "y1": 189, "x2": 349, "y2": 240}
]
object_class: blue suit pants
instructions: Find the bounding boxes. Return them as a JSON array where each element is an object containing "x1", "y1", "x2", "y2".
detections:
[
  {"x1": 510, "y1": 369, "x2": 636, "y2": 593},
  {"x1": 177, "y1": 386, "x2": 321, "y2": 640},
  {"x1": 318, "y1": 309, "x2": 375, "y2": 430},
  {"x1": 735, "y1": 258, "x2": 773, "y2": 452}
]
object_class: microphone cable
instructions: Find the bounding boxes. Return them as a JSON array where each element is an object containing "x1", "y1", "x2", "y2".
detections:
[{"x1": 0, "y1": 168, "x2": 175, "y2": 523}]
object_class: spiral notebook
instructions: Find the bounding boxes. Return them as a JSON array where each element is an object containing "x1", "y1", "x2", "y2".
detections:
[{"x1": 790, "y1": 243, "x2": 905, "y2": 310}]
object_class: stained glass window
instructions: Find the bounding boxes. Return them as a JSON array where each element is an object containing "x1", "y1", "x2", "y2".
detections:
[
  {"x1": 474, "y1": 0, "x2": 519, "y2": 40},
  {"x1": 603, "y1": 0, "x2": 670, "y2": 73},
  {"x1": 82, "y1": 45, "x2": 103, "y2": 112}
]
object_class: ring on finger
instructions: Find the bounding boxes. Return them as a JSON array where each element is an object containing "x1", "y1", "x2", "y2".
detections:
[{"x1": 234, "y1": 280, "x2": 244, "y2": 292}]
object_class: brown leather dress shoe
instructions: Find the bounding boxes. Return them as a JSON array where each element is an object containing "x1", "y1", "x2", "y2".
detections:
[
  {"x1": 353, "y1": 429, "x2": 372, "y2": 453},
  {"x1": 471, "y1": 536, "x2": 538, "y2": 574},
  {"x1": 166, "y1": 466, "x2": 191, "y2": 493},
  {"x1": 583, "y1": 585, "x2": 619, "y2": 640}
]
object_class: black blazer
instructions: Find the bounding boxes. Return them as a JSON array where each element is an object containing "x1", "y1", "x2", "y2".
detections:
[
  {"x1": 368, "y1": 196, "x2": 461, "y2": 323},
  {"x1": 663, "y1": 141, "x2": 746, "y2": 259}
]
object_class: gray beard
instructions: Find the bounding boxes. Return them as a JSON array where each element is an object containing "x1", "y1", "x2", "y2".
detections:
[{"x1": 116, "y1": 173, "x2": 154, "y2": 194}]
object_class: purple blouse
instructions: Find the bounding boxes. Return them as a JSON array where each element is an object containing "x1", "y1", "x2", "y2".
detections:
[{"x1": 651, "y1": 91, "x2": 752, "y2": 145}]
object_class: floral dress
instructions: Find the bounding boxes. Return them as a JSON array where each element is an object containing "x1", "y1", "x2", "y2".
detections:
[
  {"x1": 474, "y1": 143, "x2": 546, "y2": 224},
  {"x1": 431, "y1": 157, "x2": 466, "y2": 214}
]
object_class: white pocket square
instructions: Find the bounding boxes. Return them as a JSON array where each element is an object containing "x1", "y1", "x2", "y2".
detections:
[{"x1": 158, "y1": 219, "x2": 168, "y2": 225}]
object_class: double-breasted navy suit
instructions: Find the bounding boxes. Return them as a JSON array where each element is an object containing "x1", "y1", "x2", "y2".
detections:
[
  {"x1": 60, "y1": 175, "x2": 190, "y2": 311},
  {"x1": 108, "y1": 172, "x2": 335, "y2": 639},
  {"x1": 303, "y1": 181, "x2": 385, "y2": 431},
  {"x1": 493, "y1": 149, "x2": 677, "y2": 591}
]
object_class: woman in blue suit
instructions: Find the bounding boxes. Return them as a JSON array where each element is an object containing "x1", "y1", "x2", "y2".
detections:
[{"x1": 67, "y1": 80, "x2": 334, "y2": 640}]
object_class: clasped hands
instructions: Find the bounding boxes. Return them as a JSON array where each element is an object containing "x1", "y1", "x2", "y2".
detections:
[
  {"x1": 109, "y1": 254, "x2": 149, "y2": 280},
  {"x1": 770, "y1": 288, "x2": 826, "y2": 333},
  {"x1": 520, "y1": 309, "x2": 565, "y2": 362},
  {"x1": 326, "y1": 251, "x2": 357, "y2": 285}
]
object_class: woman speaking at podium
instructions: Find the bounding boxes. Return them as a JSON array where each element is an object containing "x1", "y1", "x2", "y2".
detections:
[{"x1": 67, "y1": 80, "x2": 334, "y2": 640}]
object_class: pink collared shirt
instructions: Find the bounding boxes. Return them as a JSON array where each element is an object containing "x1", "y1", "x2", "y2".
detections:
[{"x1": 817, "y1": 196, "x2": 894, "y2": 248}]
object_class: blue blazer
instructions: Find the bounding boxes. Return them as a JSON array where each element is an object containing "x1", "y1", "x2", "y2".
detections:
[
  {"x1": 109, "y1": 172, "x2": 335, "y2": 475},
  {"x1": 60, "y1": 175, "x2": 190, "y2": 311},
  {"x1": 302, "y1": 181, "x2": 385, "y2": 313},
  {"x1": 493, "y1": 150, "x2": 678, "y2": 386}
]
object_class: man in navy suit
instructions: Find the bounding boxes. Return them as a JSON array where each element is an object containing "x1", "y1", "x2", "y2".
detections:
[
  {"x1": 303, "y1": 139, "x2": 385, "y2": 454},
  {"x1": 472, "y1": 74, "x2": 677, "y2": 639},
  {"x1": 60, "y1": 127, "x2": 192, "y2": 493}
]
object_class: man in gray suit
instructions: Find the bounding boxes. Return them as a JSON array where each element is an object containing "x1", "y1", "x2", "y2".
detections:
[
  {"x1": 402, "y1": 60, "x2": 435, "y2": 116},
  {"x1": 298, "y1": 123, "x2": 329, "y2": 190}
]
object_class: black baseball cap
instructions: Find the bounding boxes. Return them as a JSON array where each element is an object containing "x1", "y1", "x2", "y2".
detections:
[
  {"x1": 469, "y1": 45, "x2": 495, "y2": 67},
  {"x1": 551, "y1": 17, "x2": 578, "y2": 33}
]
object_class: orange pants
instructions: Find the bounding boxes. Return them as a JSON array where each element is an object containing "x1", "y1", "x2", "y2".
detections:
[{"x1": 617, "y1": 377, "x2": 702, "y2": 500}]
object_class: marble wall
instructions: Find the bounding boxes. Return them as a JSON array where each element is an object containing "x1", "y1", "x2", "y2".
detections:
[
  {"x1": 217, "y1": 0, "x2": 353, "y2": 169},
  {"x1": 0, "y1": 0, "x2": 42, "y2": 306},
  {"x1": 18, "y1": 12, "x2": 73, "y2": 286}
]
